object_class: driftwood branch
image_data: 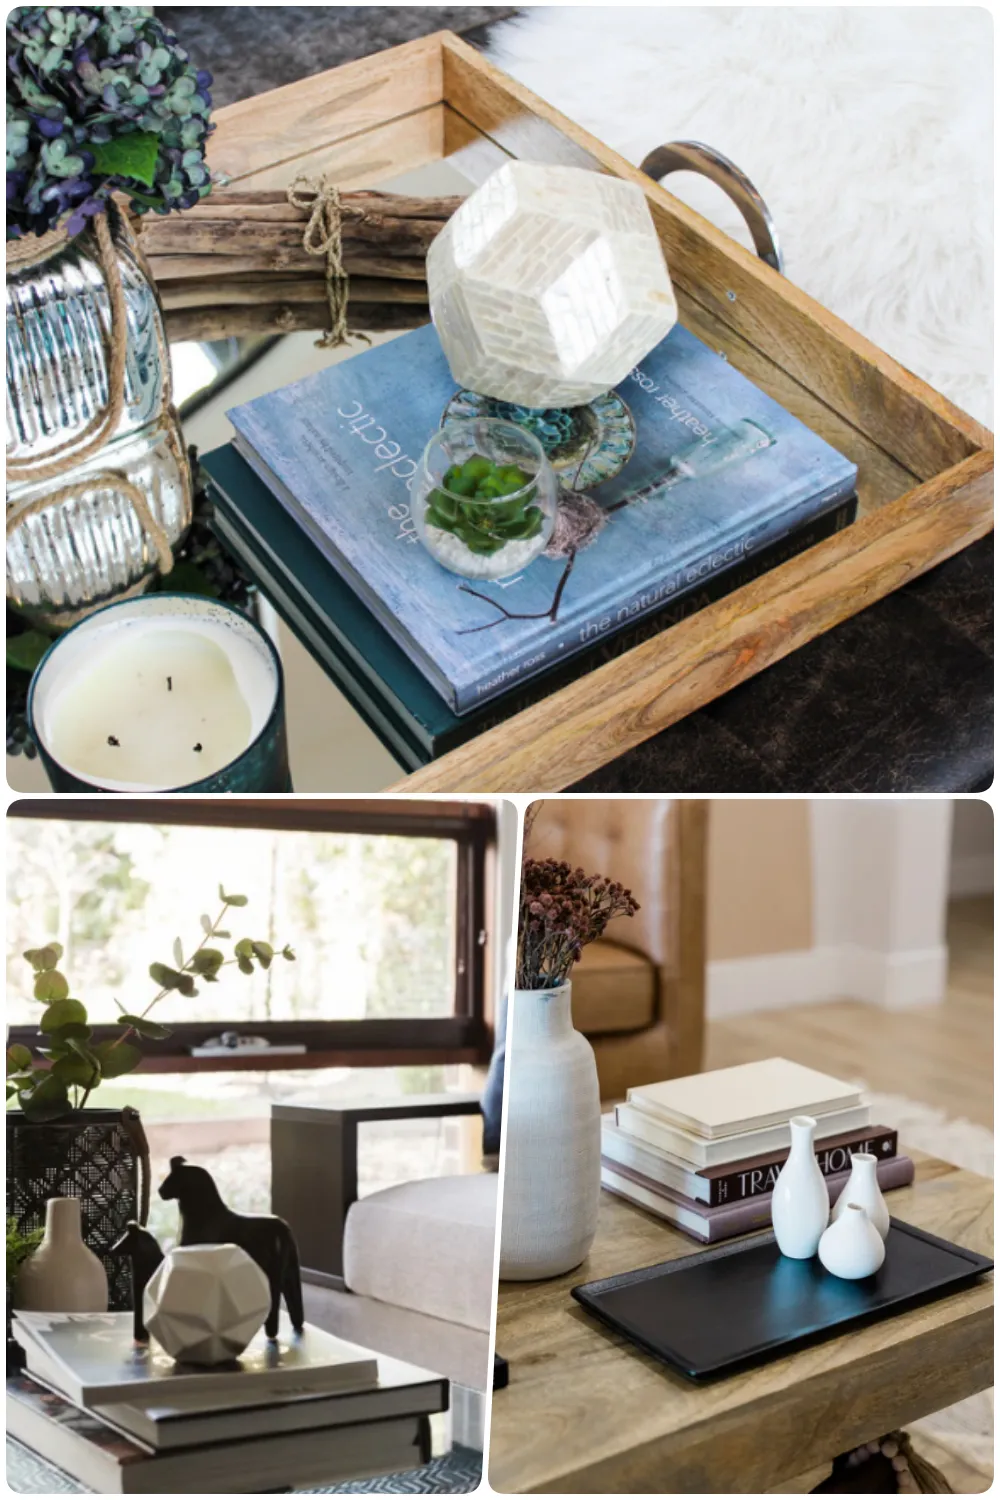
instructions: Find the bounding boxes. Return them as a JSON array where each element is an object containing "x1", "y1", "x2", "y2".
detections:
[
  {"x1": 159, "y1": 275, "x2": 429, "y2": 310},
  {"x1": 141, "y1": 187, "x2": 457, "y2": 342},
  {"x1": 164, "y1": 301, "x2": 429, "y2": 343}
]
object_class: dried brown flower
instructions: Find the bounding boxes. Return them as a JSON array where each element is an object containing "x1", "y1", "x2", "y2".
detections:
[{"x1": 515, "y1": 856, "x2": 640, "y2": 990}]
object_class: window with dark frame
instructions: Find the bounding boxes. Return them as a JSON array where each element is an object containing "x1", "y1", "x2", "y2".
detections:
[{"x1": 7, "y1": 799, "x2": 495, "y2": 1074}]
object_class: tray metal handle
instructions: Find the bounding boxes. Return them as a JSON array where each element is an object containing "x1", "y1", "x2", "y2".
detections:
[{"x1": 640, "y1": 140, "x2": 784, "y2": 274}]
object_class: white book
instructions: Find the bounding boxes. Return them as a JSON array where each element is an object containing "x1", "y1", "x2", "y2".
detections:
[
  {"x1": 11, "y1": 1311, "x2": 378, "y2": 1408},
  {"x1": 7, "y1": 1376, "x2": 427, "y2": 1494},
  {"x1": 626, "y1": 1057, "x2": 862, "y2": 1139},
  {"x1": 615, "y1": 1099, "x2": 871, "y2": 1168}
]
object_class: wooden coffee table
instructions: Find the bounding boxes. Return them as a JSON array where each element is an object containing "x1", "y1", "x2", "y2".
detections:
[{"x1": 489, "y1": 1150, "x2": 993, "y2": 1493}]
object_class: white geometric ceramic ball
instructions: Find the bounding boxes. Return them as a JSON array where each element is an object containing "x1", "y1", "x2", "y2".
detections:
[{"x1": 143, "y1": 1243, "x2": 270, "y2": 1365}]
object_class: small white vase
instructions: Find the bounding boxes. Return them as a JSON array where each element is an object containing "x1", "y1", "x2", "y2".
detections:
[
  {"x1": 831, "y1": 1152, "x2": 890, "y2": 1240},
  {"x1": 14, "y1": 1197, "x2": 108, "y2": 1313},
  {"x1": 770, "y1": 1115, "x2": 830, "y2": 1259},
  {"x1": 499, "y1": 983, "x2": 601, "y2": 1280},
  {"x1": 818, "y1": 1202, "x2": 886, "y2": 1279}
]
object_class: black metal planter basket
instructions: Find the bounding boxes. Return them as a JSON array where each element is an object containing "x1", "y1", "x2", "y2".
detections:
[{"x1": 6, "y1": 1106, "x2": 150, "y2": 1312}]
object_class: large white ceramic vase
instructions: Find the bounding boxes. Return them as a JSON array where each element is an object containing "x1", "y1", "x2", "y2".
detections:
[{"x1": 499, "y1": 984, "x2": 601, "y2": 1280}]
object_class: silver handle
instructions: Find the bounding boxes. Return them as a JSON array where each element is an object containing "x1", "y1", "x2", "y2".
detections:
[{"x1": 639, "y1": 140, "x2": 784, "y2": 274}]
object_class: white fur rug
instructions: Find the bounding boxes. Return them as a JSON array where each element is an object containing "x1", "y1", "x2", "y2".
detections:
[
  {"x1": 487, "y1": 7, "x2": 993, "y2": 426},
  {"x1": 861, "y1": 1087, "x2": 994, "y2": 1477}
]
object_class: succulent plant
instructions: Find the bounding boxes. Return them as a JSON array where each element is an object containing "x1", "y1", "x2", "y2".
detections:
[
  {"x1": 425, "y1": 454, "x2": 544, "y2": 557},
  {"x1": 6, "y1": 886, "x2": 294, "y2": 1121},
  {"x1": 6, "y1": 6, "x2": 214, "y2": 239}
]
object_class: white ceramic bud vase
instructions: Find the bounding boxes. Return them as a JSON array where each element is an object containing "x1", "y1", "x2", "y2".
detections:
[
  {"x1": 499, "y1": 983, "x2": 601, "y2": 1280},
  {"x1": 818, "y1": 1202, "x2": 886, "y2": 1280},
  {"x1": 831, "y1": 1152, "x2": 890, "y2": 1240},
  {"x1": 770, "y1": 1115, "x2": 830, "y2": 1259},
  {"x1": 14, "y1": 1197, "x2": 108, "y2": 1313}
]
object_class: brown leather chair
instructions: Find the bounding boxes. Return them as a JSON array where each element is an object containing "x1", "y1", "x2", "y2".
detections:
[{"x1": 526, "y1": 799, "x2": 707, "y2": 1101}]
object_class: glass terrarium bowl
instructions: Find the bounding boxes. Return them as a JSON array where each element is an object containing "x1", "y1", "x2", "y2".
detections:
[{"x1": 413, "y1": 418, "x2": 558, "y2": 581}]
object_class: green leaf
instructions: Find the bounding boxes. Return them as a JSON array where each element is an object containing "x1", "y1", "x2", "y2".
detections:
[
  {"x1": 233, "y1": 938, "x2": 254, "y2": 959},
  {"x1": 119, "y1": 1015, "x2": 172, "y2": 1041},
  {"x1": 89, "y1": 129, "x2": 159, "y2": 188},
  {"x1": 176, "y1": 974, "x2": 197, "y2": 998},
  {"x1": 39, "y1": 998, "x2": 87, "y2": 1034},
  {"x1": 34, "y1": 970, "x2": 70, "y2": 1003},
  {"x1": 166, "y1": 561, "x2": 219, "y2": 598},
  {"x1": 6, "y1": 1044, "x2": 32, "y2": 1075},
  {"x1": 93, "y1": 1040, "x2": 143, "y2": 1079},
  {"x1": 173, "y1": 937, "x2": 184, "y2": 968},
  {"x1": 215, "y1": 930, "x2": 231, "y2": 940},
  {"x1": 23, "y1": 944, "x2": 63, "y2": 973},
  {"x1": 20, "y1": 1072, "x2": 71, "y2": 1122},
  {"x1": 237, "y1": 955, "x2": 254, "y2": 975},
  {"x1": 149, "y1": 962, "x2": 185, "y2": 990},
  {"x1": 52, "y1": 1050, "x2": 101, "y2": 1088},
  {"x1": 7, "y1": 1084, "x2": 17, "y2": 1100},
  {"x1": 7, "y1": 1071, "x2": 35, "y2": 1092},
  {"x1": 219, "y1": 887, "x2": 248, "y2": 907},
  {"x1": 46, "y1": 1022, "x2": 92, "y2": 1045},
  {"x1": 281, "y1": 945, "x2": 296, "y2": 962},
  {"x1": 6, "y1": 629, "x2": 53, "y2": 673},
  {"x1": 251, "y1": 941, "x2": 273, "y2": 970},
  {"x1": 190, "y1": 949, "x2": 224, "y2": 978},
  {"x1": 200, "y1": 914, "x2": 213, "y2": 935}
]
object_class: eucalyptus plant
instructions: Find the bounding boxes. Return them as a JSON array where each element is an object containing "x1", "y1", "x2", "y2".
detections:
[{"x1": 6, "y1": 886, "x2": 294, "y2": 1122}]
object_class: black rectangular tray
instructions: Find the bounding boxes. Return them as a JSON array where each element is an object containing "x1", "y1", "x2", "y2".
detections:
[{"x1": 571, "y1": 1218, "x2": 993, "y2": 1383}]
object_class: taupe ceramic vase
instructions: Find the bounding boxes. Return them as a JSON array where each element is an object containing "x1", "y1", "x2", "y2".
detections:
[{"x1": 14, "y1": 1197, "x2": 109, "y2": 1313}]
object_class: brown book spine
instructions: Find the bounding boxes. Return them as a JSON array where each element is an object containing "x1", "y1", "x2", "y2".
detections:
[{"x1": 705, "y1": 1127, "x2": 898, "y2": 1206}]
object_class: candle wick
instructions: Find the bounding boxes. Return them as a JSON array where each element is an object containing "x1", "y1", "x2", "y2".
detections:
[
  {"x1": 193, "y1": 743, "x2": 203, "y2": 752},
  {"x1": 167, "y1": 676, "x2": 172, "y2": 692},
  {"x1": 107, "y1": 735, "x2": 120, "y2": 747}
]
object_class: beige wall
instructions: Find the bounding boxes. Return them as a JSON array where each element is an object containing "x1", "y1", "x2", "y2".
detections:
[{"x1": 707, "y1": 800, "x2": 813, "y2": 960}]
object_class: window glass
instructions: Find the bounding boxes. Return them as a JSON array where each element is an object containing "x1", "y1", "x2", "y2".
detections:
[{"x1": 6, "y1": 820, "x2": 458, "y2": 1027}]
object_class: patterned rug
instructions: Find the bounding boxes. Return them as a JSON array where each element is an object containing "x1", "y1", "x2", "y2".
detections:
[{"x1": 5, "y1": 1438, "x2": 482, "y2": 1494}]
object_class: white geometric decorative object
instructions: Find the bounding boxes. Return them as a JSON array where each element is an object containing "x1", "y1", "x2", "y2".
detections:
[
  {"x1": 427, "y1": 161, "x2": 678, "y2": 408},
  {"x1": 144, "y1": 1244, "x2": 270, "y2": 1365}
]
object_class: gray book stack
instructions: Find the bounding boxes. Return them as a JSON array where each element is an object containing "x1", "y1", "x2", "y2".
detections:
[{"x1": 7, "y1": 1312, "x2": 448, "y2": 1494}]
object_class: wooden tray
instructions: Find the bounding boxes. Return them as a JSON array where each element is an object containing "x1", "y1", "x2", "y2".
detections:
[{"x1": 204, "y1": 31, "x2": 993, "y2": 792}]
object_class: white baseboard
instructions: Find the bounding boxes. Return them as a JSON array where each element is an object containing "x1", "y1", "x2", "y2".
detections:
[
  {"x1": 708, "y1": 943, "x2": 949, "y2": 1017},
  {"x1": 949, "y1": 852, "x2": 994, "y2": 897}
]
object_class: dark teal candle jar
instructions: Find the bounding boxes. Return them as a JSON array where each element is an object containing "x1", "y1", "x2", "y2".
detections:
[{"x1": 27, "y1": 594, "x2": 290, "y2": 793}]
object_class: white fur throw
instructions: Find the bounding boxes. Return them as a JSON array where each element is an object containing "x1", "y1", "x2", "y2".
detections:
[{"x1": 487, "y1": 7, "x2": 993, "y2": 427}]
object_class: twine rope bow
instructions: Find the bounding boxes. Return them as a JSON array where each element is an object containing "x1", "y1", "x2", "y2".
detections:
[
  {"x1": 6, "y1": 210, "x2": 173, "y2": 580},
  {"x1": 287, "y1": 174, "x2": 365, "y2": 349}
]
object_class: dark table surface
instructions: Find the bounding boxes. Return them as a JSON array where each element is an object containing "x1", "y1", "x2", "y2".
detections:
[{"x1": 572, "y1": 535, "x2": 994, "y2": 793}]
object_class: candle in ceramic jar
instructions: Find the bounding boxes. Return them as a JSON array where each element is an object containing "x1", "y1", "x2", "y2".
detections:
[{"x1": 28, "y1": 595, "x2": 289, "y2": 793}]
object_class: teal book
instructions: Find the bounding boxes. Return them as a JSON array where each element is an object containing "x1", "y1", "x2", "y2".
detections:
[
  {"x1": 227, "y1": 322, "x2": 858, "y2": 712},
  {"x1": 202, "y1": 444, "x2": 856, "y2": 766}
]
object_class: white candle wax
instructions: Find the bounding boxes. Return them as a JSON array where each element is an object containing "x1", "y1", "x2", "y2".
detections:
[{"x1": 32, "y1": 605, "x2": 280, "y2": 791}]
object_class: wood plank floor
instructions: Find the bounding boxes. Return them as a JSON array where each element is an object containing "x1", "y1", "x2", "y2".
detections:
[
  {"x1": 706, "y1": 896, "x2": 993, "y2": 1128},
  {"x1": 706, "y1": 896, "x2": 993, "y2": 1493}
]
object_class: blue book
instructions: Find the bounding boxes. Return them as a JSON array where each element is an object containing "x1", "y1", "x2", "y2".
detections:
[
  {"x1": 202, "y1": 444, "x2": 856, "y2": 768},
  {"x1": 228, "y1": 323, "x2": 857, "y2": 713}
]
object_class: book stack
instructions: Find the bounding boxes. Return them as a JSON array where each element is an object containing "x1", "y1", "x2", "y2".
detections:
[
  {"x1": 8, "y1": 1311, "x2": 447, "y2": 1493},
  {"x1": 202, "y1": 320, "x2": 858, "y2": 769},
  {"x1": 601, "y1": 1057, "x2": 914, "y2": 1243}
]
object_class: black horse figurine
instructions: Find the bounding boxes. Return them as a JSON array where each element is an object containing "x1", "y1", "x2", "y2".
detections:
[
  {"x1": 158, "y1": 1157, "x2": 305, "y2": 1339},
  {"x1": 110, "y1": 1221, "x2": 164, "y2": 1342}
]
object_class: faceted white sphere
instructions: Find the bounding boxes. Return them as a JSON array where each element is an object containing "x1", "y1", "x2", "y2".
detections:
[
  {"x1": 427, "y1": 161, "x2": 678, "y2": 408},
  {"x1": 143, "y1": 1244, "x2": 270, "y2": 1365}
]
